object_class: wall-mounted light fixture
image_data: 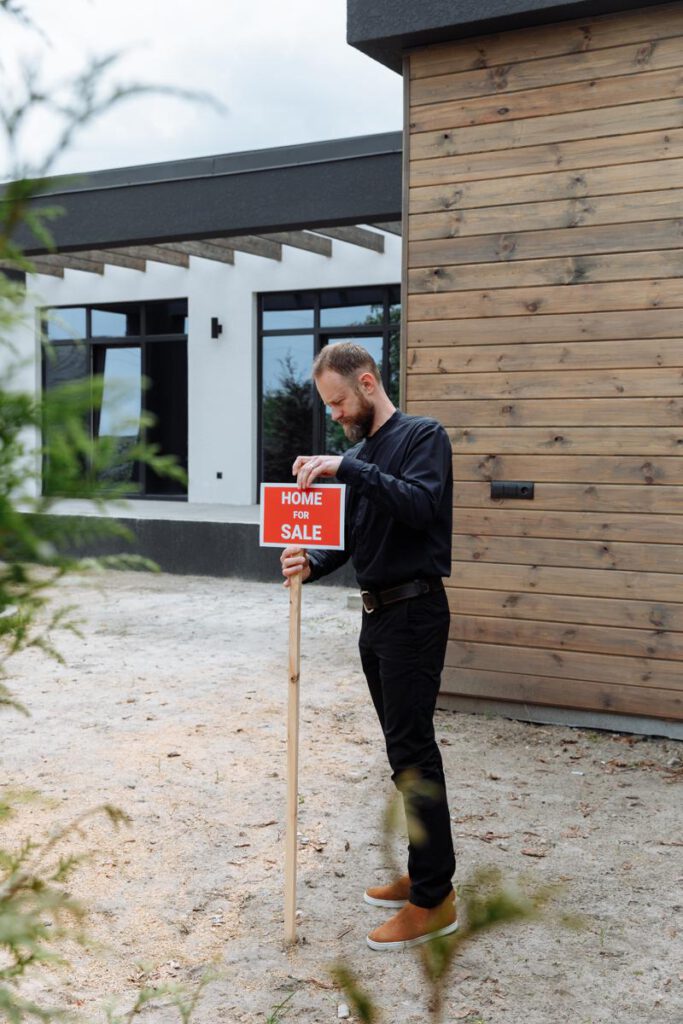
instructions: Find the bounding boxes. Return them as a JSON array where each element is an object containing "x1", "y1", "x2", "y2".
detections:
[{"x1": 211, "y1": 317, "x2": 223, "y2": 339}]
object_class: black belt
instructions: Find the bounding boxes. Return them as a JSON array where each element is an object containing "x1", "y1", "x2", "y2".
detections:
[{"x1": 360, "y1": 577, "x2": 443, "y2": 614}]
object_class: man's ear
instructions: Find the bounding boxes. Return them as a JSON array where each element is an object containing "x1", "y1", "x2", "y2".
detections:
[{"x1": 358, "y1": 371, "x2": 377, "y2": 394}]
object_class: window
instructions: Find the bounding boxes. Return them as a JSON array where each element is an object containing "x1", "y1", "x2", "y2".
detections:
[
  {"x1": 258, "y1": 284, "x2": 400, "y2": 486},
  {"x1": 41, "y1": 300, "x2": 188, "y2": 499}
]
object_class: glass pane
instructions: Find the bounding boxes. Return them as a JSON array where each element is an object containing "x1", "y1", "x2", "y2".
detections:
[
  {"x1": 323, "y1": 336, "x2": 383, "y2": 454},
  {"x1": 96, "y1": 347, "x2": 142, "y2": 488},
  {"x1": 91, "y1": 304, "x2": 141, "y2": 337},
  {"x1": 262, "y1": 292, "x2": 315, "y2": 331},
  {"x1": 388, "y1": 330, "x2": 400, "y2": 406},
  {"x1": 145, "y1": 341, "x2": 188, "y2": 496},
  {"x1": 320, "y1": 286, "x2": 386, "y2": 328},
  {"x1": 262, "y1": 335, "x2": 313, "y2": 483},
  {"x1": 43, "y1": 342, "x2": 89, "y2": 387},
  {"x1": 44, "y1": 307, "x2": 86, "y2": 341},
  {"x1": 98, "y1": 348, "x2": 142, "y2": 437},
  {"x1": 320, "y1": 304, "x2": 386, "y2": 328},
  {"x1": 145, "y1": 299, "x2": 188, "y2": 335},
  {"x1": 42, "y1": 343, "x2": 90, "y2": 496}
]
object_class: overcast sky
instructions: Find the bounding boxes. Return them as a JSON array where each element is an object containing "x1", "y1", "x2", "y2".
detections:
[{"x1": 1, "y1": 0, "x2": 402, "y2": 178}]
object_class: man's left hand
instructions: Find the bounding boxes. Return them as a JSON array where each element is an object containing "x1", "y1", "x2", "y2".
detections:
[{"x1": 292, "y1": 454, "x2": 343, "y2": 488}]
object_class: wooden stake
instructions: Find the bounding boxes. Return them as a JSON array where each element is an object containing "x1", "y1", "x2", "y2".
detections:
[{"x1": 284, "y1": 571, "x2": 302, "y2": 945}]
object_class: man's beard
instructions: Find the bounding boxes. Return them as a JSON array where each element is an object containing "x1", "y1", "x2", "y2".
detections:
[{"x1": 340, "y1": 391, "x2": 375, "y2": 444}]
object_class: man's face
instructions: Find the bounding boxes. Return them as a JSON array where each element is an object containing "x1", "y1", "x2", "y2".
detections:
[{"x1": 315, "y1": 369, "x2": 376, "y2": 444}]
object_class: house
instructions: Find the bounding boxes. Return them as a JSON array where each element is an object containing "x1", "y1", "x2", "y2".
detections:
[{"x1": 347, "y1": 0, "x2": 683, "y2": 737}]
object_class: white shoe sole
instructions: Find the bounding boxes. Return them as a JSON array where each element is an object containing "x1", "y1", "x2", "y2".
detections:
[
  {"x1": 366, "y1": 919, "x2": 459, "y2": 952},
  {"x1": 363, "y1": 892, "x2": 407, "y2": 909}
]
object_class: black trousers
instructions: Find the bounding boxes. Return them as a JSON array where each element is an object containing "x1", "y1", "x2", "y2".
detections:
[{"x1": 358, "y1": 586, "x2": 456, "y2": 909}]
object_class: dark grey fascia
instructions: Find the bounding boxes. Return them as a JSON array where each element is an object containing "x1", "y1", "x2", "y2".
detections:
[
  {"x1": 4, "y1": 132, "x2": 402, "y2": 255},
  {"x1": 347, "y1": 0, "x2": 665, "y2": 73}
]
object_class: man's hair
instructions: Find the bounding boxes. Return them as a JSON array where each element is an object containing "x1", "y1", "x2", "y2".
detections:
[{"x1": 311, "y1": 342, "x2": 381, "y2": 384}]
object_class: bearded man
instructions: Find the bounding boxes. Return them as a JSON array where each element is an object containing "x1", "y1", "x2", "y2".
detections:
[{"x1": 280, "y1": 341, "x2": 457, "y2": 952}]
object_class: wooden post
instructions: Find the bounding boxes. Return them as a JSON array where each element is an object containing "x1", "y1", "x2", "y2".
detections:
[{"x1": 284, "y1": 571, "x2": 302, "y2": 945}]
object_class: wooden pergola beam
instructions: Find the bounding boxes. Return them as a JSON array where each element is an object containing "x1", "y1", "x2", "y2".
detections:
[
  {"x1": 31, "y1": 253, "x2": 105, "y2": 274},
  {"x1": 157, "y1": 240, "x2": 236, "y2": 265},
  {"x1": 312, "y1": 226, "x2": 384, "y2": 253},
  {"x1": 208, "y1": 235, "x2": 282, "y2": 261},
  {"x1": 0, "y1": 258, "x2": 64, "y2": 278},
  {"x1": 260, "y1": 231, "x2": 332, "y2": 257},
  {"x1": 84, "y1": 249, "x2": 147, "y2": 271},
  {"x1": 102, "y1": 245, "x2": 189, "y2": 268},
  {"x1": 371, "y1": 221, "x2": 402, "y2": 236}
]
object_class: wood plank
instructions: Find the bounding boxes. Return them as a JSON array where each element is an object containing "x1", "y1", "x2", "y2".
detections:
[
  {"x1": 208, "y1": 236, "x2": 281, "y2": 260},
  {"x1": 113, "y1": 245, "x2": 190, "y2": 268},
  {"x1": 409, "y1": 219, "x2": 683, "y2": 269},
  {"x1": 446, "y1": 639, "x2": 683, "y2": 690},
  {"x1": 409, "y1": 250, "x2": 683, "y2": 292},
  {"x1": 449, "y1": 507, "x2": 683, "y2": 544},
  {"x1": 450, "y1": 613, "x2": 683, "y2": 661},
  {"x1": 410, "y1": 97, "x2": 683, "y2": 162},
  {"x1": 23, "y1": 260, "x2": 64, "y2": 278},
  {"x1": 447, "y1": 426, "x2": 683, "y2": 454},
  {"x1": 411, "y1": 65, "x2": 683, "y2": 134},
  {"x1": 447, "y1": 584, "x2": 683, "y2": 630},
  {"x1": 410, "y1": 366, "x2": 683, "y2": 400},
  {"x1": 407, "y1": 308, "x2": 683, "y2": 346},
  {"x1": 408, "y1": 398, "x2": 683, "y2": 426},
  {"x1": 451, "y1": 560, "x2": 683, "y2": 604},
  {"x1": 408, "y1": 338, "x2": 683, "y2": 373},
  {"x1": 454, "y1": 480, "x2": 683, "y2": 513},
  {"x1": 440, "y1": 666, "x2": 683, "y2": 719},
  {"x1": 410, "y1": 188, "x2": 683, "y2": 241},
  {"x1": 453, "y1": 532, "x2": 683, "y2": 573},
  {"x1": 82, "y1": 249, "x2": 147, "y2": 271},
  {"x1": 410, "y1": 127, "x2": 683, "y2": 188},
  {"x1": 409, "y1": 158, "x2": 683, "y2": 214},
  {"x1": 372, "y1": 221, "x2": 402, "y2": 236},
  {"x1": 260, "y1": 231, "x2": 332, "y2": 256},
  {"x1": 32, "y1": 254, "x2": 104, "y2": 275},
  {"x1": 409, "y1": 3, "x2": 683, "y2": 79},
  {"x1": 453, "y1": 453, "x2": 683, "y2": 485},
  {"x1": 312, "y1": 227, "x2": 384, "y2": 253},
  {"x1": 412, "y1": 35, "x2": 683, "y2": 105},
  {"x1": 162, "y1": 241, "x2": 235, "y2": 265},
  {"x1": 408, "y1": 279, "x2": 683, "y2": 321}
]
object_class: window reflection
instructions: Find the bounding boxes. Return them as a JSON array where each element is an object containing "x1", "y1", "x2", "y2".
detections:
[
  {"x1": 261, "y1": 335, "x2": 313, "y2": 483},
  {"x1": 320, "y1": 304, "x2": 384, "y2": 328},
  {"x1": 91, "y1": 304, "x2": 141, "y2": 337},
  {"x1": 45, "y1": 307, "x2": 86, "y2": 341}
]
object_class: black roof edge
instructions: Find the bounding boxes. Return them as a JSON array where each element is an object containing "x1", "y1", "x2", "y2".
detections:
[
  {"x1": 3, "y1": 131, "x2": 403, "y2": 197},
  {"x1": 347, "y1": 0, "x2": 664, "y2": 73},
  {"x1": 3, "y1": 132, "x2": 403, "y2": 255}
]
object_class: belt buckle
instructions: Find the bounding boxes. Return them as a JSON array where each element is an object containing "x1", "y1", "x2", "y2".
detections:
[{"x1": 361, "y1": 590, "x2": 377, "y2": 614}]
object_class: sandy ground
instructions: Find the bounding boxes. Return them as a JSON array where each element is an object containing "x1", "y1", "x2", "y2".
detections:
[{"x1": 2, "y1": 569, "x2": 682, "y2": 1024}]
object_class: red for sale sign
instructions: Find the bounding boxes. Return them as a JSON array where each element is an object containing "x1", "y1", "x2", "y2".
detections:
[{"x1": 259, "y1": 483, "x2": 346, "y2": 549}]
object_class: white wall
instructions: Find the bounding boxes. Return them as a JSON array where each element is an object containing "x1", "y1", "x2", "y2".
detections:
[{"x1": 7, "y1": 233, "x2": 401, "y2": 505}]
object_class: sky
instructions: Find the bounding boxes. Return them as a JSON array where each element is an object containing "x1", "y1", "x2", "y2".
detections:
[{"x1": 0, "y1": 0, "x2": 402, "y2": 178}]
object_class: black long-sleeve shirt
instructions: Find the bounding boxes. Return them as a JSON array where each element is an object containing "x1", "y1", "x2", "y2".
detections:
[{"x1": 305, "y1": 409, "x2": 452, "y2": 590}]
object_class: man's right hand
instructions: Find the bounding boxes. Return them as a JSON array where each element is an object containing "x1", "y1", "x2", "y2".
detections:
[{"x1": 280, "y1": 546, "x2": 311, "y2": 588}]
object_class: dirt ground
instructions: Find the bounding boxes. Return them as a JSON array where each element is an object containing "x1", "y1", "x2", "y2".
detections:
[{"x1": 2, "y1": 569, "x2": 682, "y2": 1024}]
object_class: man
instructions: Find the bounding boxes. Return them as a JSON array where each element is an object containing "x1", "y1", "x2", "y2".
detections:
[{"x1": 280, "y1": 342, "x2": 456, "y2": 952}]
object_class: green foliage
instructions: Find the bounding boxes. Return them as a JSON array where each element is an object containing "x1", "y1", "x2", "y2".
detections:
[{"x1": 0, "y1": 4, "x2": 216, "y2": 1021}]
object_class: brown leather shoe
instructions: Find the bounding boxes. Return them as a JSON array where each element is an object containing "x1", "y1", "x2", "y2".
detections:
[
  {"x1": 366, "y1": 890, "x2": 457, "y2": 951},
  {"x1": 363, "y1": 873, "x2": 411, "y2": 909}
]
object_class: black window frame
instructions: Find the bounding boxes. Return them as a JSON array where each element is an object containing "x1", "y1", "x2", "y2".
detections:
[
  {"x1": 40, "y1": 299, "x2": 189, "y2": 501},
  {"x1": 257, "y1": 283, "x2": 400, "y2": 495}
]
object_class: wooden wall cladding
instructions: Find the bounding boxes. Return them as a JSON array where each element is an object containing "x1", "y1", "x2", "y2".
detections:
[{"x1": 405, "y1": 2, "x2": 683, "y2": 721}]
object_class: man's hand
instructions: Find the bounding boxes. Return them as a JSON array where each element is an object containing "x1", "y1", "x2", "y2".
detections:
[
  {"x1": 292, "y1": 454, "x2": 343, "y2": 489},
  {"x1": 280, "y1": 546, "x2": 311, "y2": 588}
]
